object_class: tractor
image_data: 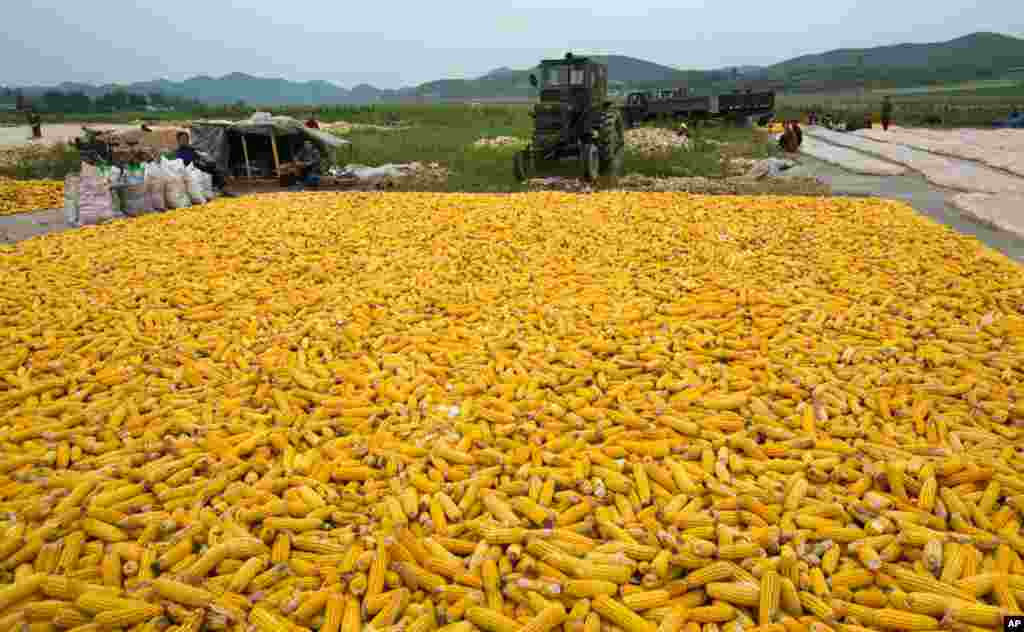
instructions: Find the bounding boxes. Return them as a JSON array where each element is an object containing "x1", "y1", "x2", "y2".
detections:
[{"x1": 514, "y1": 53, "x2": 625, "y2": 182}]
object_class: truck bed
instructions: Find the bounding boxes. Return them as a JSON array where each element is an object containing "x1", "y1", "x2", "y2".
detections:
[{"x1": 621, "y1": 91, "x2": 776, "y2": 127}]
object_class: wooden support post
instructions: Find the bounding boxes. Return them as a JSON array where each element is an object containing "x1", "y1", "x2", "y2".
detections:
[
  {"x1": 241, "y1": 134, "x2": 252, "y2": 179},
  {"x1": 269, "y1": 128, "x2": 281, "y2": 176}
]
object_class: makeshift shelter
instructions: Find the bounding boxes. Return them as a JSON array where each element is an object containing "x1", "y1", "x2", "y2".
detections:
[{"x1": 189, "y1": 113, "x2": 350, "y2": 179}]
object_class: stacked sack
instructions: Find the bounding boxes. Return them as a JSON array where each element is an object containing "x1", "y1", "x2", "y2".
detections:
[
  {"x1": 144, "y1": 162, "x2": 168, "y2": 212},
  {"x1": 160, "y1": 157, "x2": 194, "y2": 209},
  {"x1": 63, "y1": 157, "x2": 217, "y2": 227},
  {"x1": 119, "y1": 164, "x2": 148, "y2": 217},
  {"x1": 184, "y1": 163, "x2": 208, "y2": 205},
  {"x1": 70, "y1": 163, "x2": 119, "y2": 227}
]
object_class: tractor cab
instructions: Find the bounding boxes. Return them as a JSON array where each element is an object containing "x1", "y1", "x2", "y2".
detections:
[
  {"x1": 531, "y1": 53, "x2": 609, "y2": 112},
  {"x1": 518, "y1": 52, "x2": 622, "y2": 182}
]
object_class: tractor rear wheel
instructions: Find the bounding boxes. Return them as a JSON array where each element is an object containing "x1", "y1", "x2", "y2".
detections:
[
  {"x1": 581, "y1": 143, "x2": 600, "y2": 182},
  {"x1": 598, "y1": 110, "x2": 625, "y2": 177}
]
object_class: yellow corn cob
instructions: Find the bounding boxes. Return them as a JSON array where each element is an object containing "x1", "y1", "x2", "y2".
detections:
[
  {"x1": 467, "y1": 606, "x2": 521, "y2": 632},
  {"x1": 593, "y1": 595, "x2": 657, "y2": 632},
  {"x1": 687, "y1": 602, "x2": 737, "y2": 624},
  {"x1": 874, "y1": 608, "x2": 940, "y2": 631},
  {"x1": 679, "y1": 562, "x2": 734, "y2": 592},
  {"x1": 778, "y1": 577, "x2": 803, "y2": 616},
  {"x1": 322, "y1": 592, "x2": 345, "y2": 632},
  {"x1": 759, "y1": 571, "x2": 780, "y2": 626},
  {"x1": 623, "y1": 589, "x2": 673, "y2": 611},
  {"x1": 152, "y1": 577, "x2": 214, "y2": 608},
  {"x1": 705, "y1": 583, "x2": 759, "y2": 608},
  {"x1": 93, "y1": 604, "x2": 164, "y2": 628},
  {"x1": 566, "y1": 580, "x2": 619, "y2": 598},
  {"x1": 75, "y1": 591, "x2": 152, "y2": 615}
]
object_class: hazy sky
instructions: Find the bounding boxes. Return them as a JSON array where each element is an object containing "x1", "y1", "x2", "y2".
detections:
[{"x1": 3, "y1": 1, "x2": 1022, "y2": 89}]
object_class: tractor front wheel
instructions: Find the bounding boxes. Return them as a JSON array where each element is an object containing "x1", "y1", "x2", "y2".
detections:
[
  {"x1": 598, "y1": 110, "x2": 626, "y2": 177},
  {"x1": 581, "y1": 143, "x2": 600, "y2": 182},
  {"x1": 514, "y1": 150, "x2": 530, "y2": 182}
]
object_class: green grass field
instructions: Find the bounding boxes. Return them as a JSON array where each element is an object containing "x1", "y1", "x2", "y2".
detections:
[
  {"x1": 930, "y1": 84, "x2": 1024, "y2": 98},
  {"x1": 0, "y1": 104, "x2": 778, "y2": 191},
  {"x1": 872, "y1": 80, "x2": 1024, "y2": 96},
  {"x1": 776, "y1": 89, "x2": 1022, "y2": 127}
]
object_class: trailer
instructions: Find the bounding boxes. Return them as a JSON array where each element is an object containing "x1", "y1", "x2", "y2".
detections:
[{"x1": 620, "y1": 89, "x2": 775, "y2": 128}]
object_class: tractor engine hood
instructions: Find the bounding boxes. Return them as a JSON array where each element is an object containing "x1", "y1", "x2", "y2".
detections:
[{"x1": 533, "y1": 102, "x2": 573, "y2": 128}]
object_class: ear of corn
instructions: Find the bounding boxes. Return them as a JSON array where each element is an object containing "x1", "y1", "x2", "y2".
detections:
[
  {"x1": 759, "y1": 571, "x2": 780, "y2": 626},
  {"x1": 0, "y1": 192, "x2": 1022, "y2": 631}
]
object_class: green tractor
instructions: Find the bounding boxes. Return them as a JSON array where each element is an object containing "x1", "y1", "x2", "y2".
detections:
[{"x1": 514, "y1": 53, "x2": 625, "y2": 182}]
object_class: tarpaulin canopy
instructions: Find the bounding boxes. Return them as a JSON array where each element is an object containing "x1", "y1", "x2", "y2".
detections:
[{"x1": 189, "y1": 113, "x2": 349, "y2": 176}]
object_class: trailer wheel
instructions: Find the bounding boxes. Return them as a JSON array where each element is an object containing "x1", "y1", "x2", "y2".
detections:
[{"x1": 581, "y1": 144, "x2": 600, "y2": 182}]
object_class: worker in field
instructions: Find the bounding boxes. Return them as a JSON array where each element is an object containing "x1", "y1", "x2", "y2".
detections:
[
  {"x1": 27, "y1": 109, "x2": 42, "y2": 139},
  {"x1": 778, "y1": 122, "x2": 799, "y2": 153},
  {"x1": 882, "y1": 96, "x2": 893, "y2": 131},
  {"x1": 175, "y1": 131, "x2": 199, "y2": 166},
  {"x1": 305, "y1": 112, "x2": 320, "y2": 130},
  {"x1": 295, "y1": 140, "x2": 322, "y2": 188},
  {"x1": 175, "y1": 131, "x2": 229, "y2": 195}
]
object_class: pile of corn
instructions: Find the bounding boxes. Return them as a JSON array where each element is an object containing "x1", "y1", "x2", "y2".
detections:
[
  {"x1": 1, "y1": 191, "x2": 1024, "y2": 632},
  {"x1": 0, "y1": 146, "x2": 56, "y2": 170},
  {"x1": 323, "y1": 122, "x2": 409, "y2": 135},
  {"x1": 473, "y1": 137, "x2": 527, "y2": 148},
  {"x1": 625, "y1": 129, "x2": 691, "y2": 154},
  {"x1": 0, "y1": 177, "x2": 64, "y2": 216},
  {"x1": 526, "y1": 175, "x2": 830, "y2": 197}
]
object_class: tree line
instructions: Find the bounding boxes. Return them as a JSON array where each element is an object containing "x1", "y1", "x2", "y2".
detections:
[{"x1": 0, "y1": 88, "x2": 202, "y2": 113}]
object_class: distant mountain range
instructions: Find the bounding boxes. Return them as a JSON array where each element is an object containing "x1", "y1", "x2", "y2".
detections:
[
  {"x1": 5, "y1": 32, "x2": 1024, "y2": 105},
  {"x1": 752, "y1": 32, "x2": 1024, "y2": 92}
]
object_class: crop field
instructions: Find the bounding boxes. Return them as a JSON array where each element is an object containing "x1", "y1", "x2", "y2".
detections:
[{"x1": 1, "y1": 190, "x2": 1023, "y2": 631}]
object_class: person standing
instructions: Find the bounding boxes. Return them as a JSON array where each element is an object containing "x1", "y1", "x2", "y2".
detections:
[
  {"x1": 27, "y1": 109, "x2": 42, "y2": 139},
  {"x1": 882, "y1": 96, "x2": 893, "y2": 131}
]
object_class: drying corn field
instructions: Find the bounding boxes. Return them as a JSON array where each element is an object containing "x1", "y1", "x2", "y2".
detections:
[
  {"x1": 1, "y1": 191, "x2": 1024, "y2": 632},
  {"x1": 0, "y1": 178, "x2": 63, "y2": 217}
]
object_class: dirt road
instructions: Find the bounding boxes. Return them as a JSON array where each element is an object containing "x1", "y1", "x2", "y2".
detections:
[
  {"x1": 0, "y1": 208, "x2": 70, "y2": 244},
  {"x1": 0, "y1": 124, "x2": 142, "y2": 148},
  {"x1": 857, "y1": 126, "x2": 1024, "y2": 178},
  {"x1": 799, "y1": 126, "x2": 1024, "y2": 242}
]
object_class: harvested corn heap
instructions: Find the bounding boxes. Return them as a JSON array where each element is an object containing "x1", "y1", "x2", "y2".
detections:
[
  {"x1": 0, "y1": 177, "x2": 63, "y2": 216},
  {"x1": 625, "y1": 128, "x2": 690, "y2": 153},
  {"x1": 1, "y1": 192, "x2": 1024, "y2": 632},
  {"x1": 473, "y1": 137, "x2": 527, "y2": 148}
]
